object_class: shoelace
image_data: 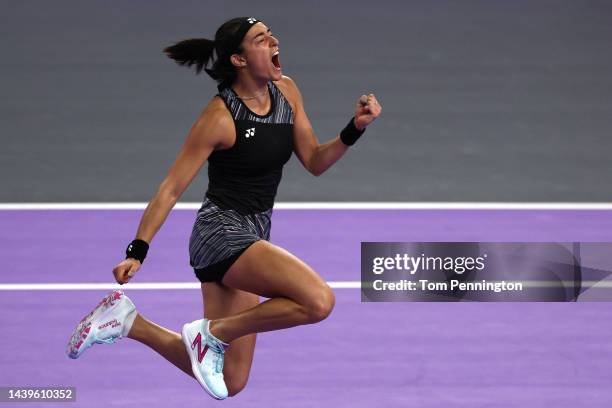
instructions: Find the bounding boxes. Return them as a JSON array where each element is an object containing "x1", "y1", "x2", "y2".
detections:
[
  {"x1": 207, "y1": 337, "x2": 226, "y2": 374},
  {"x1": 99, "y1": 336, "x2": 118, "y2": 345}
]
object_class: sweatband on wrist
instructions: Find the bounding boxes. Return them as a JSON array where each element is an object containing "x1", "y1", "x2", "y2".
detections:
[
  {"x1": 340, "y1": 117, "x2": 365, "y2": 146},
  {"x1": 125, "y1": 239, "x2": 149, "y2": 263}
]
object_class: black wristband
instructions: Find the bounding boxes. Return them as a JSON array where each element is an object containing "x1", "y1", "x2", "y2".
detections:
[
  {"x1": 340, "y1": 117, "x2": 366, "y2": 146},
  {"x1": 125, "y1": 239, "x2": 149, "y2": 263}
]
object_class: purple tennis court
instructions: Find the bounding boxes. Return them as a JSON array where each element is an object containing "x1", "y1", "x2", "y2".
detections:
[{"x1": 2, "y1": 207, "x2": 612, "y2": 407}]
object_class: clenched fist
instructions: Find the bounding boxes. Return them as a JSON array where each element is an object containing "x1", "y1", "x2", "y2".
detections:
[
  {"x1": 112, "y1": 258, "x2": 141, "y2": 284},
  {"x1": 354, "y1": 93, "x2": 382, "y2": 130}
]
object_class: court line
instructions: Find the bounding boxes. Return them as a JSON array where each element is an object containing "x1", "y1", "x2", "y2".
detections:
[
  {"x1": 3, "y1": 281, "x2": 612, "y2": 291},
  {"x1": 2, "y1": 202, "x2": 612, "y2": 210},
  {"x1": 0, "y1": 281, "x2": 362, "y2": 291}
]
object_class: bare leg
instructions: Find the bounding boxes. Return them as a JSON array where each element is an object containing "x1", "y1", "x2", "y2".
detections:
[
  {"x1": 210, "y1": 240, "x2": 335, "y2": 343},
  {"x1": 201, "y1": 283, "x2": 259, "y2": 396},
  {"x1": 127, "y1": 314, "x2": 193, "y2": 378},
  {"x1": 121, "y1": 240, "x2": 333, "y2": 395},
  {"x1": 123, "y1": 285, "x2": 260, "y2": 396}
]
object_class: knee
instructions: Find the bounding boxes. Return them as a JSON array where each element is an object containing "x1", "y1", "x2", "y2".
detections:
[
  {"x1": 305, "y1": 285, "x2": 335, "y2": 323},
  {"x1": 226, "y1": 373, "x2": 249, "y2": 397}
]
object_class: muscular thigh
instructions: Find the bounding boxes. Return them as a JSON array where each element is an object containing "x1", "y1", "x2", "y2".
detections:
[
  {"x1": 202, "y1": 283, "x2": 259, "y2": 381},
  {"x1": 222, "y1": 240, "x2": 330, "y2": 304}
]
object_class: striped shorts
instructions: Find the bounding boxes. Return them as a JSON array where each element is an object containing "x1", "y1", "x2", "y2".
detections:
[{"x1": 189, "y1": 198, "x2": 272, "y2": 282}]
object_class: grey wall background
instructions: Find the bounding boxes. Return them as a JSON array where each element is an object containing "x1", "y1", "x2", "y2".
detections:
[{"x1": 2, "y1": 0, "x2": 611, "y2": 202}]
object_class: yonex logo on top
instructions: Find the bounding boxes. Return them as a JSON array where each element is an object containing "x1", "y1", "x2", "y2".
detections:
[
  {"x1": 245, "y1": 128, "x2": 256, "y2": 138},
  {"x1": 247, "y1": 17, "x2": 257, "y2": 24}
]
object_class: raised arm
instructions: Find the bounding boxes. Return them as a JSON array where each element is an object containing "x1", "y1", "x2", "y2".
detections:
[
  {"x1": 280, "y1": 76, "x2": 381, "y2": 176},
  {"x1": 113, "y1": 99, "x2": 233, "y2": 284}
]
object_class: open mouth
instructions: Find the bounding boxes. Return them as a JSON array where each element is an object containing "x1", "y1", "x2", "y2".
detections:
[{"x1": 271, "y1": 51, "x2": 281, "y2": 70}]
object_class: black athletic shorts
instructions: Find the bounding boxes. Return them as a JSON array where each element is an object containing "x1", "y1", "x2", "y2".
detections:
[{"x1": 189, "y1": 198, "x2": 272, "y2": 282}]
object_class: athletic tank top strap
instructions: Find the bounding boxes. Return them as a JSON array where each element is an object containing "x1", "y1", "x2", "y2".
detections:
[{"x1": 217, "y1": 81, "x2": 294, "y2": 125}]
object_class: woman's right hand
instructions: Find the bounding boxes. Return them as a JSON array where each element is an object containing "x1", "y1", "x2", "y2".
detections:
[{"x1": 112, "y1": 258, "x2": 142, "y2": 284}]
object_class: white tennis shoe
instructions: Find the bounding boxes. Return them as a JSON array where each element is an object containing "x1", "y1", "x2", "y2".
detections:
[
  {"x1": 182, "y1": 318, "x2": 229, "y2": 400},
  {"x1": 66, "y1": 290, "x2": 137, "y2": 359}
]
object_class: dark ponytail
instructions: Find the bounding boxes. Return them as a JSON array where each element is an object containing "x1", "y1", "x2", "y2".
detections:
[
  {"x1": 163, "y1": 38, "x2": 215, "y2": 75},
  {"x1": 163, "y1": 17, "x2": 249, "y2": 87}
]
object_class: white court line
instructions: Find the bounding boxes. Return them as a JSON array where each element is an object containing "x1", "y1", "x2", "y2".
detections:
[
  {"x1": 0, "y1": 281, "x2": 362, "y2": 291},
  {"x1": 1, "y1": 202, "x2": 612, "y2": 210},
  {"x1": 3, "y1": 281, "x2": 612, "y2": 291}
]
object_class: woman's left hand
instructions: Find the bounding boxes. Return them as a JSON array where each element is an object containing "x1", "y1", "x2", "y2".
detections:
[{"x1": 354, "y1": 93, "x2": 382, "y2": 131}]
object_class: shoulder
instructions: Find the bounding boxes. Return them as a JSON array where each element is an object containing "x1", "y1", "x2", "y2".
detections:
[
  {"x1": 273, "y1": 75, "x2": 303, "y2": 110},
  {"x1": 191, "y1": 96, "x2": 234, "y2": 149},
  {"x1": 197, "y1": 96, "x2": 232, "y2": 128}
]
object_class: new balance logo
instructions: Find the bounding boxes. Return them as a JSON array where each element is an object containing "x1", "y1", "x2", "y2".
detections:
[
  {"x1": 191, "y1": 332, "x2": 209, "y2": 363},
  {"x1": 245, "y1": 128, "x2": 256, "y2": 138}
]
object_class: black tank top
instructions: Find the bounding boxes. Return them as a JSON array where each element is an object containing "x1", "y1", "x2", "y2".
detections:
[{"x1": 205, "y1": 81, "x2": 294, "y2": 215}]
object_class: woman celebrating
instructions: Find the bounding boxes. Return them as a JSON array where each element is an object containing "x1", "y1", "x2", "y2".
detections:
[{"x1": 67, "y1": 16, "x2": 381, "y2": 400}]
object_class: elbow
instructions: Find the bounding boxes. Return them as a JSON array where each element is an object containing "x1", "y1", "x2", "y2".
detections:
[
  {"x1": 309, "y1": 166, "x2": 324, "y2": 177},
  {"x1": 166, "y1": 186, "x2": 182, "y2": 204},
  {"x1": 307, "y1": 158, "x2": 324, "y2": 177},
  {"x1": 158, "y1": 180, "x2": 182, "y2": 204},
  {"x1": 166, "y1": 189, "x2": 181, "y2": 203}
]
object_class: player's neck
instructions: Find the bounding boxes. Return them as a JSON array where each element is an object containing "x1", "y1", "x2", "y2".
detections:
[{"x1": 232, "y1": 76, "x2": 269, "y2": 103}]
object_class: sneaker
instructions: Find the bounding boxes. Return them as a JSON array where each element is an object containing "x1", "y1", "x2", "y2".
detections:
[
  {"x1": 66, "y1": 290, "x2": 137, "y2": 359},
  {"x1": 182, "y1": 318, "x2": 229, "y2": 400}
]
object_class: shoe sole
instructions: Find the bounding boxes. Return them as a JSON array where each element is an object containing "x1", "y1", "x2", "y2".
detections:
[
  {"x1": 181, "y1": 323, "x2": 225, "y2": 400},
  {"x1": 66, "y1": 290, "x2": 123, "y2": 359},
  {"x1": 67, "y1": 319, "x2": 92, "y2": 359}
]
